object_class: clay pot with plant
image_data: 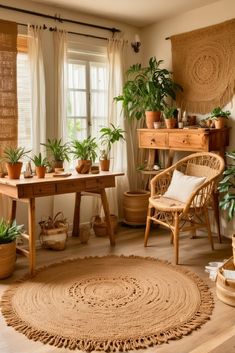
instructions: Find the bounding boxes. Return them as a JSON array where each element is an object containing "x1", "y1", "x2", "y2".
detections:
[
  {"x1": 164, "y1": 106, "x2": 177, "y2": 129},
  {"x1": 99, "y1": 124, "x2": 125, "y2": 171},
  {"x1": 114, "y1": 57, "x2": 182, "y2": 128},
  {"x1": 31, "y1": 153, "x2": 48, "y2": 178},
  {"x1": 41, "y1": 138, "x2": 70, "y2": 171},
  {"x1": 1, "y1": 146, "x2": 31, "y2": 179},
  {"x1": 70, "y1": 137, "x2": 98, "y2": 174},
  {"x1": 210, "y1": 107, "x2": 231, "y2": 129},
  {"x1": 0, "y1": 219, "x2": 24, "y2": 279}
]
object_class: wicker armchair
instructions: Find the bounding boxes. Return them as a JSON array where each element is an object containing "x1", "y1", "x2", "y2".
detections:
[{"x1": 144, "y1": 152, "x2": 225, "y2": 264}]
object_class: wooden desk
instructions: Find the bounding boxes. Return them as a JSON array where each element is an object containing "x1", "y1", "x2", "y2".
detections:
[
  {"x1": 138, "y1": 127, "x2": 229, "y2": 167},
  {"x1": 0, "y1": 171, "x2": 123, "y2": 275}
]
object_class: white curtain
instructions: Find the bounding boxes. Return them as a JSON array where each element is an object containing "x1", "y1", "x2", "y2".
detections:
[
  {"x1": 53, "y1": 30, "x2": 68, "y2": 139},
  {"x1": 27, "y1": 25, "x2": 46, "y2": 153},
  {"x1": 105, "y1": 38, "x2": 129, "y2": 218}
]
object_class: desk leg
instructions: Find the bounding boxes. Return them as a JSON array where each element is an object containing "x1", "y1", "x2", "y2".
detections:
[
  {"x1": 10, "y1": 199, "x2": 17, "y2": 222},
  {"x1": 100, "y1": 189, "x2": 115, "y2": 246},
  {"x1": 72, "y1": 192, "x2": 81, "y2": 237},
  {"x1": 28, "y1": 198, "x2": 36, "y2": 276}
]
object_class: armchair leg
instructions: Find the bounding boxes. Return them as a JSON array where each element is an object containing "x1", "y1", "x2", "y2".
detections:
[
  {"x1": 173, "y1": 212, "x2": 180, "y2": 265},
  {"x1": 204, "y1": 208, "x2": 214, "y2": 250},
  {"x1": 144, "y1": 206, "x2": 152, "y2": 247}
]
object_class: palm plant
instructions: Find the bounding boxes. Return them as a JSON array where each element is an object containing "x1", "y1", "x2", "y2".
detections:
[
  {"x1": 218, "y1": 151, "x2": 235, "y2": 220},
  {"x1": 41, "y1": 138, "x2": 70, "y2": 162},
  {"x1": 99, "y1": 124, "x2": 125, "y2": 160},
  {"x1": 70, "y1": 137, "x2": 98, "y2": 162},
  {"x1": 31, "y1": 153, "x2": 48, "y2": 167},
  {"x1": 114, "y1": 57, "x2": 182, "y2": 121},
  {"x1": 2, "y1": 146, "x2": 30, "y2": 164}
]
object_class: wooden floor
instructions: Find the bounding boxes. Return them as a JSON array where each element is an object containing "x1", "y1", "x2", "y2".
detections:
[{"x1": 0, "y1": 224, "x2": 234, "y2": 353}]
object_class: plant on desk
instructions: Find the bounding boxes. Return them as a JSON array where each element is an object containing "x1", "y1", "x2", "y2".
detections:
[
  {"x1": 41, "y1": 138, "x2": 70, "y2": 170},
  {"x1": 99, "y1": 124, "x2": 125, "y2": 171},
  {"x1": 70, "y1": 136, "x2": 98, "y2": 174},
  {"x1": 1, "y1": 146, "x2": 31, "y2": 179},
  {"x1": 31, "y1": 153, "x2": 49, "y2": 178},
  {"x1": 210, "y1": 107, "x2": 231, "y2": 129},
  {"x1": 0, "y1": 219, "x2": 24, "y2": 279},
  {"x1": 164, "y1": 106, "x2": 177, "y2": 129}
]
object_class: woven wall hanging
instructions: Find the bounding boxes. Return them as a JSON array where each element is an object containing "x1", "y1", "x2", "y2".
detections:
[
  {"x1": 171, "y1": 19, "x2": 235, "y2": 114},
  {"x1": 0, "y1": 20, "x2": 17, "y2": 158}
]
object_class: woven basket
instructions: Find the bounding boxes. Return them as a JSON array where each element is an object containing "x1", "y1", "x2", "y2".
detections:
[
  {"x1": 39, "y1": 212, "x2": 68, "y2": 251},
  {"x1": 216, "y1": 257, "x2": 235, "y2": 307},
  {"x1": 92, "y1": 215, "x2": 118, "y2": 237}
]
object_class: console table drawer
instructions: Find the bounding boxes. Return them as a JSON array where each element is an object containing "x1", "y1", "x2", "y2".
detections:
[
  {"x1": 138, "y1": 131, "x2": 168, "y2": 148},
  {"x1": 33, "y1": 183, "x2": 56, "y2": 196},
  {"x1": 168, "y1": 133, "x2": 207, "y2": 150}
]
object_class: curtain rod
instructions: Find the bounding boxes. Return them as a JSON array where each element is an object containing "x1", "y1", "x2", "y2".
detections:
[
  {"x1": 0, "y1": 4, "x2": 120, "y2": 34},
  {"x1": 18, "y1": 23, "x2": 108, "y2": 40}
]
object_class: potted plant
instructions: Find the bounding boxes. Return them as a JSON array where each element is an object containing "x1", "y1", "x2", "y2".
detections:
[
  {"x1": 31, "y1": 153, "x2": 48, "y2": 178},
  {"x1": 1, "y1": 146, "x2": 30, "y2": 179},
  {"x1": 114, "y1": 57, "x2": 182, "y2": 128},
  {"x1": 70, "y1": 136, "x2": 98, "y2": 174},
  {"x1": 99, "y1": 124, "x2": 125, "y2": 171},
  {"x1": 41, "y1": 138, "x2": 70, "y2": 170},
  {"x1": 210, "y1": 107, "x2": 231, "y2": 129},
  {"x1": 0, "y1": 219, "x2": 24, "y2": 279},
  {"x1": 164, "y1": 107, "x2": 177, "y2": 129}
]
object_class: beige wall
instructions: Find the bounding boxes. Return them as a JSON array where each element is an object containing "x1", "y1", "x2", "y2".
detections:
[{"x1": 141, "y1": 0, "x2": 235, "y2": 237}]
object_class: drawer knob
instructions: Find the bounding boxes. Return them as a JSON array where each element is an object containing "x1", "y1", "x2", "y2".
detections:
[{"x1": 151, "y1": 138, "x2": 155, "y2": 143}]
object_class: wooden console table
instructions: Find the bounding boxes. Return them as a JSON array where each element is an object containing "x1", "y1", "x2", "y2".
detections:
[
  {"x1": 0, "y1": 171, "x2": 123, "y2": 275},
  {"x1": 138, "y1": 127, "x2": 229, "y2": 167}
]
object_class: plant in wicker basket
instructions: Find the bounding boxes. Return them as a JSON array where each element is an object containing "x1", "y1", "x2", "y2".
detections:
[{"x1": 39, "y1": 212, "x2": 69, "y2": 251}]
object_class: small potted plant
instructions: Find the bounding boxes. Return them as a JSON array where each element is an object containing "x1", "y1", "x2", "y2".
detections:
[
  {"x1": 164, "y1": 107, "x2": 177, "y2": 129},
  {"x1": 70, "y1": 136, "x2": 98, "y2": 174},
  {"x1": 41, "y1": 138, "x2": 70, "y2": 170},
  {"x1": 0, "y1": 219, "x2": 24, "y2": 279},
  {"x1": 114, "y1": 57, "x2": 182, "y2": 128},
  {"x1": 31, "y1": 153, "x2": 49, "y2": 178},
  {"x1": 1, "y1": 146, "x2": 30, "y2": 179},
  {"x1": 99, "y1": 124, "x2": 125, "y2": 171},
  {"x1": 210, "y1": 107, "x2": 231, "y2": 129}
]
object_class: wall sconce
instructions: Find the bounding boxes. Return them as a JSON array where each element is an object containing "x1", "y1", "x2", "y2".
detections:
[{"x1": 131, "y1": 34, "x2": 141, "y2": 53}]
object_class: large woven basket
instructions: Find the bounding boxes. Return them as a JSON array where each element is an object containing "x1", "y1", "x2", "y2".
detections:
[{"x1": 92, "y1": 215, "x2": 118, "y2": 237}]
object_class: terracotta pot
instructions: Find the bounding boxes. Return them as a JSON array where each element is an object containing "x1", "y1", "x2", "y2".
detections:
[
  {"x1": 214, "y1": 117, "x2": 226, "y2": 129},
  {"x1": 6, "y1": 162, "x2": 23, "y2": 179},
  {"x1": 0, "y1": 241, "x2": 16, "y2": 279},
  {"x1": 123, "y1": 190, "x2": 150, "y2": 225},
  {"x1": 53, "y1": 160, "x2": 64, "y2": 170},
  {"x1": 145, "y1": 111, "x2": 161, "y2": 129},
  {"x1": 100, "y1": 159, "x2": 110, "y2": 171},
  {"x1": 76, "y1": 160, "x2": 92, "y2": 174},
  {"x1": 165, "y1": 118, "x2": 176, "y2": 129},
  {"x1": 36, "y1": 166, "x2": 46, "y2": 178}
]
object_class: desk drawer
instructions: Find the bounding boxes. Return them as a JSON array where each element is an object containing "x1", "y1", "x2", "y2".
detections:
[
  {"x1": 56, "y1": 180, "x2": 85, "y2": 194},
  {"x1": 169, "y1": 133, "x2": 207, "y2": 150},
  {"x1": 139, "y1": 131, "x2": 168, "y2": 148},
  {"x1": 33, "y1": 183, "x2": 56, "y2": 196}
]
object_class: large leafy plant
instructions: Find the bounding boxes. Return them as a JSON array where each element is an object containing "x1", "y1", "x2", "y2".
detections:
[
  {"x1": 41, "y1": 138, "x2": 70, "y2": 162},
  {"x1": 2, "y1": 146, "x2": 30, "y2": 164},
  {"x1": 218, "y1": 151, "x2": 235, "y2": 220},
  {"x1": 99, "y1": 124, "x2": 125, "y2": 160},
  {"x1": 210, "y1": 107, "x2": 231, "y2": 120},
  {"x1": 0, "y1": 219, "x2": 24, "y2": 244},
  {"x1": 114, "y1": 57, "x2": 182, "y2": 121},
  {"x1": 70, "y1": 137, "x2": 98, "y2": 162}
]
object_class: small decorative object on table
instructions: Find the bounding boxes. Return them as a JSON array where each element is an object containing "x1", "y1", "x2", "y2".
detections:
[{"x1": 39, "y1": 212, "x2": 68, "y2": 250}]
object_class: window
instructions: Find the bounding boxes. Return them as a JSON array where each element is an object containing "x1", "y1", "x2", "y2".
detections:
[
  {"x1": 66, "y1": 43, "x2": 108, "y2": 143},
  {"x1": 17, "y1": 35, "x2": 32, "y2": 151}
]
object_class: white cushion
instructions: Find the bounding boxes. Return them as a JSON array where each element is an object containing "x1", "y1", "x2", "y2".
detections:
[{"x1": 164, "y1": 169, "x2": 206, "y2": 203}]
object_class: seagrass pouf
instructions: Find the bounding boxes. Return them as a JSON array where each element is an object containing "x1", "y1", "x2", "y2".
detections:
[{"x1": 1, "y1": 255, "x2": 213, "y2": 352}]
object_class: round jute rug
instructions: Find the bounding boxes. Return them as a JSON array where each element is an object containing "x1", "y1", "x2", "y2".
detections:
[{"x1": 1, "y1": 256, "x2": 213, "y2": 352}]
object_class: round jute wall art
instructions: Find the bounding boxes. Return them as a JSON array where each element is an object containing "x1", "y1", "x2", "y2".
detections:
[{"x1": 0, "y1": 256, "x2": 213, "y2": 352}]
